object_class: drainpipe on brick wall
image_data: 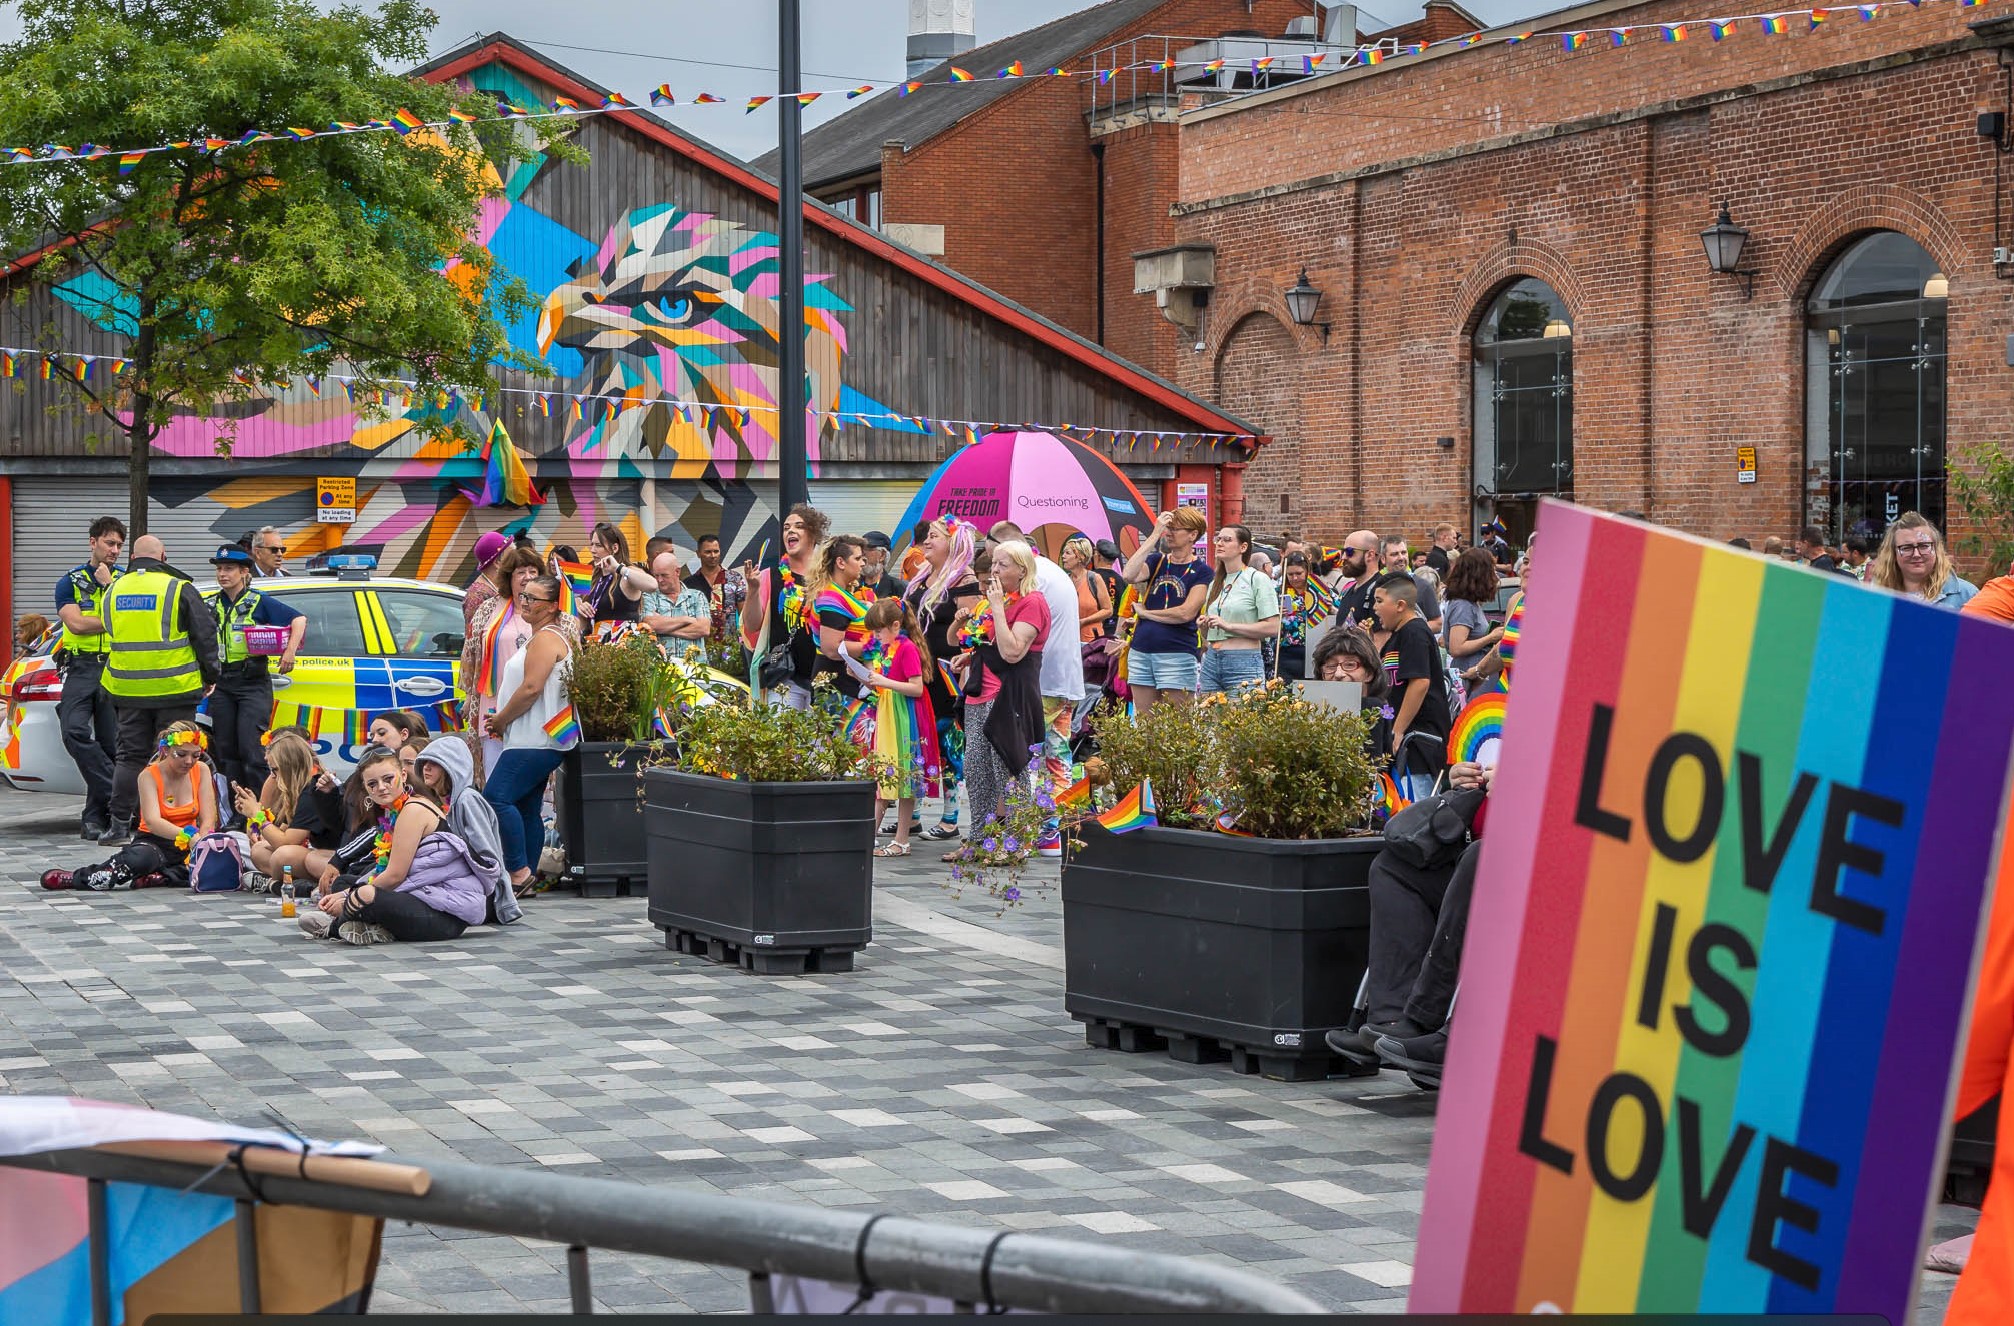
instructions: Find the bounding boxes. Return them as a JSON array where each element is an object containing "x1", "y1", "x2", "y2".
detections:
[
  {"x1": 1092, "y1": 141, "x2": 1107, "y2": 345},
  {"x1": 1219, "y1": 462, "x2": 1246, "y2": 530}
]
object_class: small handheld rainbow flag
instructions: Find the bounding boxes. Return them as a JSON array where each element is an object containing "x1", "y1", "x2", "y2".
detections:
[
  {"x1": 542, "y1": 704, "x2": 581, "y2": 750},
  {"x1": 1378, "y1": 771, "x2": 1408, "y2": 818},
  {"x1": 554, "y1": 559, "x2": 594, "y2": 616},
  {"x1": 1449, "y1": 691, "x2": 1507, "y2": 764},
  {"x1": 1056, "y1": 775, "x2": 1092, "y2": 810},
  {"x1": 1093, "y1": 779, "x2": 1157, "y2": 834},
  {"x1": 344, "y1": 709, "x2": 371, "y2": 749}
]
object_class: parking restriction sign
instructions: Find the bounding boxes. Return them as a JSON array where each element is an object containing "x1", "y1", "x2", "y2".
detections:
[{"x1": 316, "y1": 477, "x2": 356, "y2": 524}]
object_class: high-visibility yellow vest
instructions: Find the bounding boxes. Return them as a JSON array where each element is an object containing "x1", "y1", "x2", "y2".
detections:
[
  {"x1": 103, "y1": 569, "x2": 202, "y2": 700},
  {"x1": 216, "y1": 588, "x2": 264, "y2": 665},
  {"x1": 58, "y1": 563, "x2": 112, "y2": 655}
]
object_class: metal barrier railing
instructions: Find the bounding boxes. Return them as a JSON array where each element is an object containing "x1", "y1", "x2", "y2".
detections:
[{"x1": 3, "y1": 1144, "x2": 1325, "y2": 1316}]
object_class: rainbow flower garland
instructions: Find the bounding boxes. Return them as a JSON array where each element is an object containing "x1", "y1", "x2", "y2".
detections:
[
  {"x1": 158, "y1": 729, "x2": 205, "y2": 752},
  {"x1": 777, "y1": 565, "x2": 810, "y2": 635},
  {"x1": 955, "y1": 594, "x2": 1019, "y2": 650},
  {"x1": 371, "y1": 793, "x2": 409, "y2": 873}
]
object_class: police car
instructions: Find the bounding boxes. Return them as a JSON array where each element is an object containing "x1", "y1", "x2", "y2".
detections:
[{"x1": 2, "y1": 554, "x2": 468, "y2": 793}]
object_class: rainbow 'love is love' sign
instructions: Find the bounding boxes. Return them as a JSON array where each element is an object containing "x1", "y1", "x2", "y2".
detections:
[{"x1": 1414, "y1": 502, "x2": 2014, "y2": 1320}]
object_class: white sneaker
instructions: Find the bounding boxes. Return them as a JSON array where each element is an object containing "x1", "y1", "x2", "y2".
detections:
[
  {"x1": 339, "y1": 922, "x2": 395, "y2": 946},
  {"x1": 297, "y1": 910, "x2": 335, "y2": 939}
]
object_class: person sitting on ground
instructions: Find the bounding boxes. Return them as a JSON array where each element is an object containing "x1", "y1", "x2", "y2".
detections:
[
  {"x1": 410, "y1": 739, "x2": 520, "y2": 925},
  {"x1": 44, "y1": 721, "x2": 219, "y2": 891},
  {"x1": 237, "y1": 730, "x2": 344, "y2": 890},
  {"x1": 299, "y1": 745, "x2": 489, "y2": 945},
  {"x1": 1325, "y1": 759, "x2": 1495, "y2": 1088}
]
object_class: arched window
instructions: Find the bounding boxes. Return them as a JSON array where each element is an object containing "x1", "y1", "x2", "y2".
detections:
[
  {"x1": 1805, "y1": 232, "x2": 1947, "y2": 542},
  {"x1": 1473, "y1": 278, "x2": 1573, "y2": 545}
]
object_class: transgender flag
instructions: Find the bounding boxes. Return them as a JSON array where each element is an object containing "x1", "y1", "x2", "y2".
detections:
[{"x1": 0, "y1": 1097, "x2": 384, "y2": 1323}]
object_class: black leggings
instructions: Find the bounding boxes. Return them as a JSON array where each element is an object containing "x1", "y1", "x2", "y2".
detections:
[
  {"x1": 333, "y1": 876, "x2": 468, "y2": 942},
  {"x1": 81, "y1": 834, "x2": 190, "y2": 888}
]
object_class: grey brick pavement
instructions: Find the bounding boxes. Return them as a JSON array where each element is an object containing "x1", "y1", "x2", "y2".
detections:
[{"x1": 0, "y1": 789, "x2": 1974, "y2": 1317}]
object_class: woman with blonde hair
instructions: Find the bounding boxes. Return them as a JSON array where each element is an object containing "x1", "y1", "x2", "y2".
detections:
[
  {"x1": 1059, "y1": 535, "x2": 1113, "y2": 642},
  {"x1": 902, "y1": 517, "x2": 980, "y2": 839},
  {"x1": 43, "y1": 721, "x2": 218, "y2": 891},
  {"x1": 1866, "y1": 512, "x2": 1978, "y2": 609},
  {"x1": 948, "y1": 539, "x2": 1051, "y2": 837},
  {"x1": 237, "y1": 730, "x2": 344, "y2": 889}
]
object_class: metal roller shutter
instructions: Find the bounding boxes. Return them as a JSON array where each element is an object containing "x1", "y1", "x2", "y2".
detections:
[
  {"x1": 806, "y1": 480, "x2": 920, "y2": 542},
  {"x1": 11, "y1": 479, "x2": 231, "y2": 622}
]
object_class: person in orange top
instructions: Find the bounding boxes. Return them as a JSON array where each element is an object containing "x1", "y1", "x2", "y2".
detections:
[
  {"x1": 1961, "y1": 562, "x2": 2014, "y2": 624},
  {"x1": 1947, "y1": 808, "x2": 2014, "y2": 1324},
  {"x1": 41, "y1": 720, "x2": 218, "y2": 891}
]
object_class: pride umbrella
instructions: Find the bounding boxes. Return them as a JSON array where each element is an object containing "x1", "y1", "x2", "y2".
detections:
[{"x1": 893, "y1": 431, "x2": 1157, "y2": 560}]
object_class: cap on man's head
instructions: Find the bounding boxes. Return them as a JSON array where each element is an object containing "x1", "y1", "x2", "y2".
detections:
[
  {"x1": 1094, "y1": 538, "x2": 1121, "y2": 560},
  {"x1": 862, "y1": 530, "x2": 891, "y2": 550},
  {"x1": 475, "y1": 530, "x2": 512, "y2": 569},
  {"x1": 211, "y1": 545, "x2": 256, "y2": 567}
]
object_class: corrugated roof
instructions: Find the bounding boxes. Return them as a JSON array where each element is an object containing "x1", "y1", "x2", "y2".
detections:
[{"x1": 753, "y1": 0, "x2": 1170, "y2": 189}]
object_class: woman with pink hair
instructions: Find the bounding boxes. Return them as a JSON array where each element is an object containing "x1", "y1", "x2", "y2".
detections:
[{"x1": 902, "y1": 517, "x2": 980, "y2": 839}]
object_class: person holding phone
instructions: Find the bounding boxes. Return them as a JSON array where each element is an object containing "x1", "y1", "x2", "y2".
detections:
[{"x1": 580, "y1": 522, "x2": 651, "y2": 627}]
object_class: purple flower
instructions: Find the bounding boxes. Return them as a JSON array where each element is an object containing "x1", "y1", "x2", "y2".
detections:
[
  {"x1": 1379, "y1": 704, "x2": 1396, "y2": 721},
  {"x1": 1003, "y1": 837, "x2": 1021, "y2": 854},
  {"x1": 1003, "y1": 886, "x2": 1021, "y2": 902},
  {"x1": 982, "y1": 837, "x2": 999, "y2": 854}
]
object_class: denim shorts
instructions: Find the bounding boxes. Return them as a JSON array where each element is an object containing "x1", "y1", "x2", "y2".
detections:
[
  {"x1": 1127, "y1": 648, "x2": 1199, "y2": 692},
  {"x1": 1198, "y1": 648, "x2": 1267, "y2": 695}
]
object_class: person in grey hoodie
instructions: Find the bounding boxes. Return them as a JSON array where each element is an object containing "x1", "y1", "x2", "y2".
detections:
[{"x1": 412, "y1": 739, "x2": 521, "y2": 926}]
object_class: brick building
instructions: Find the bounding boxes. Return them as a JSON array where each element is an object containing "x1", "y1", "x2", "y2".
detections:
[
  {"x1": 760, "y1": 0, "x2": 1469, "y2": 363},
  {"x1": 1139, "y1": 0, "x2": 2014, "y2": 553}
]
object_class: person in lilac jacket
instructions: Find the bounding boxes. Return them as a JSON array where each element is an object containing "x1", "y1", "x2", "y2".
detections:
[{"x1": 297, "y1": 747, "x2": 487, "y2": 945}]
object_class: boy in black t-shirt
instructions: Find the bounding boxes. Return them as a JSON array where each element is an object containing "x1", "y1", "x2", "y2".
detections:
[{"x1": 1372, "y1": 578, "x2": 1449, "y2": 789}]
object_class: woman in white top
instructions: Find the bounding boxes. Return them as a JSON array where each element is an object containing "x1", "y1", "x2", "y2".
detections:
[
  {"x1": 1197, "y1": 524, "x2": 1281, "y2": 696},
  {"x1": 480, "y1": 575, "x2": 575, "y2": 894}
]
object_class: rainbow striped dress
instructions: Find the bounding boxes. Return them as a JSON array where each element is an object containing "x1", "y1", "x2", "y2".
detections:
[{"x1": 851, "y1": 638, "x2": 942, "y2": 799}]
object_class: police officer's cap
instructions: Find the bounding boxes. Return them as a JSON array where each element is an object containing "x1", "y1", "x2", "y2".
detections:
[{"x1": 210, "y1": 545, "x2": 256, "y2": 566}]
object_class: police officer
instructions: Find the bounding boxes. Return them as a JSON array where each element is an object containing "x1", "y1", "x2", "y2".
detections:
[
  {"x1": 208, "y1": 544, "x2": 304, "y2": 796},
  {"x1": 100, "y1": 535, "x2": 221, "y2": 846},
  {"x1": 54, "y1": 516, "x2": 126, "y2": 841}
]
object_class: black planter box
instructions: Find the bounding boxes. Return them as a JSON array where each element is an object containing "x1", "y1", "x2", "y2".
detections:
[
  {"x1": 1062, "y1": 823, "x2": 1381, "y2": 1080},
  {"x1": 643, "y1": 767, "x2": 875, "y2": 974},
  {"x1": 555, "y1": 742, "x2": 656, "y2": 897}
]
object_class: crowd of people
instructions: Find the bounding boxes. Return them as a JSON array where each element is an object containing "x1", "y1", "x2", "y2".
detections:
[{"x1": 19, "y1": 501, "x2": 2010, "y2": 959}]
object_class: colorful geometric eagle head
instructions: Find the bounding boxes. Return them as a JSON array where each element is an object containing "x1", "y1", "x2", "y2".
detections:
[{"x1": 536, "y1": 205, "x2": 850, "y2": 479}]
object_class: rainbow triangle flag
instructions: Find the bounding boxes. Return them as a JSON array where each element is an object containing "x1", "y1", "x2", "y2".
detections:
[
  {"x1": 1093, "y1": 779, "x2": 1157, "y2": 833},
  {"x1": 554, "y1": 559, "x2": 594, "y2": 616},
  {"x1": 948, "y1": 66, "x2": 975, "y2": 82},
  {"x1": 542, "y1": 704, "x2": 581, "y2": 750}
]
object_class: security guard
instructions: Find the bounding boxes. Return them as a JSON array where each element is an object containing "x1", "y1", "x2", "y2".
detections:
[
  {"x1": 54, "y1": 516, "x2": 126, "y2": 842},
  {"x1": 208, "y1": 544, "x2": 304, "y2": 796},
  {"x1": 100, "y1": 535, "x2": 221, "y2": 846}
]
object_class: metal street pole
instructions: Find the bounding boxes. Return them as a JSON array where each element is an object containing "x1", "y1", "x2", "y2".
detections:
[{"x1": 776, "y1": 0, "x2": 810, "y2": 522}]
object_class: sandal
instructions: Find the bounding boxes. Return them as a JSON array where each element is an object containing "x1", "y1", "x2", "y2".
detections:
[
  {"x1": 922, "y1": 822, "x2": 961, "y2": 841},
  {"x1": 873, "y1": 842, "x2": 912, "y2": 858}
]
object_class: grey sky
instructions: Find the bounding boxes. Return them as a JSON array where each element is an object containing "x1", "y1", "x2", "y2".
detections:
[{"x1": 3, "y1": 0, "x2": 1544, "y2": 162}]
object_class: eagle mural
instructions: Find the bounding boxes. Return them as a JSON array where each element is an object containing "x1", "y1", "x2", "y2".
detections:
[{"x1": 536, "y1": 206, "x2": 852, "y2": 480}]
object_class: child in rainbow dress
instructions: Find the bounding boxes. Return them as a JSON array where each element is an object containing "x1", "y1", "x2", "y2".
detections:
[{"x1": 858, "y1": 598, "x2": 942, "y2": 859}]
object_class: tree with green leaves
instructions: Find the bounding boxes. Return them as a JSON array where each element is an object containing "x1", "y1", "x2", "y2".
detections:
[
  {"x1": 1952, "y1": 441, "x2": 2014, "y2": 576},
  {"x1": 0, "y1": 0, "x2": 553, "y2": 535}
]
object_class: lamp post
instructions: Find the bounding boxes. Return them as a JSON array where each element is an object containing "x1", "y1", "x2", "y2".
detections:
[
  {"x1": 776, "y1": 0, "x2": 810, "y2": 523},
  {"x1": 1700, "y1": 202, "x2": 1757, "y2": 299},
  {"x1": 1283, "y1": 268, "x2": 1329, "y2": 344}
]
